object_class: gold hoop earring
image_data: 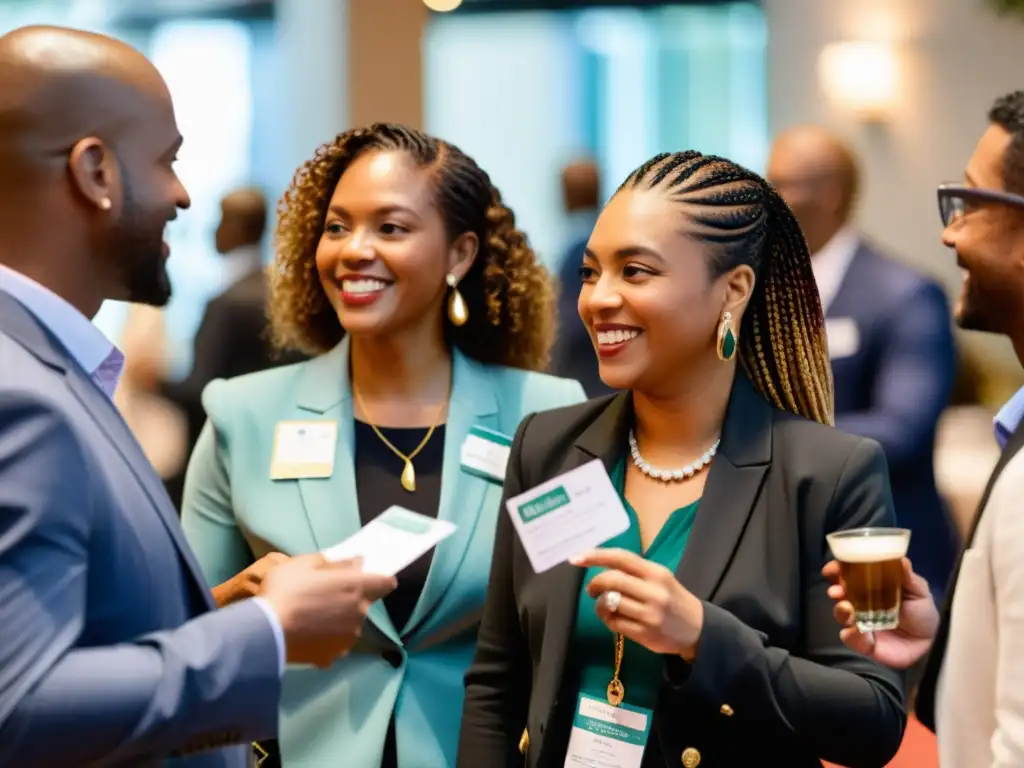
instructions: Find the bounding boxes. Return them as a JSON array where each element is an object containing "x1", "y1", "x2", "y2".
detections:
[
  {"x1": 717, "y1": 311, "x2": 737, "y2": 361},
  {"x1": 446, "y1": 273, "x2": 468, "y2": 327}
]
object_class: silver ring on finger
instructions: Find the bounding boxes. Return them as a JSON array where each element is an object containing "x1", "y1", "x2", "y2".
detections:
[{"x1": 604, "y1": 590, "x2": 622, "y2": 613}]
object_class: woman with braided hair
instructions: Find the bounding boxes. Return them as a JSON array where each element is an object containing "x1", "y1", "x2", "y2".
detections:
[
  {"x1": 179, "y1": 123, "x2": 585, "y2": 767},
  {"x1": 459, "y1": 151, "x2": 907, "y2": 767}
]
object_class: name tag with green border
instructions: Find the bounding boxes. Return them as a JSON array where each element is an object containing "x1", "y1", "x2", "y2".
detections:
[{"x1": 460, "y1": 425, "x2": 512, "y2": 484}]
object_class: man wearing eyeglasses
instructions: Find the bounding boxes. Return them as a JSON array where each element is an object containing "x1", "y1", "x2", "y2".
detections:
[{"x1": 824, "y1": 90, "x2": 1024, "y2": 767}]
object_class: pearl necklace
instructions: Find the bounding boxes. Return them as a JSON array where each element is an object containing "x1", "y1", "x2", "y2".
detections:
[{"x1": 628, "y1": 429, "x2": 720, "y2": 482}]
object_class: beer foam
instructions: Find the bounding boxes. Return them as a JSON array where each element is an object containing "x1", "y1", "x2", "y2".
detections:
[{"x1": 829, "y1": 534, "x2": 908, "y2": 563}]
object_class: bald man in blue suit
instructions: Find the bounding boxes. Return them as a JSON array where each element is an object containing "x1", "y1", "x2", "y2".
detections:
[{"x1": 0, "y1": 25, "x2": 392, "y2": 767}]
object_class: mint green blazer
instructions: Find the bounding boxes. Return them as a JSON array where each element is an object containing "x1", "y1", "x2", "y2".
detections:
[{"x1": 180, "y1": 337, "x2": 586, "y2": 767}]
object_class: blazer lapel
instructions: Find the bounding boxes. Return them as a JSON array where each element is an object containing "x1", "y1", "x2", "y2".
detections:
[
  {"x1": 66, "y1": 371, "x2": 217, "y2": 609},
  {"x1": 402, "y1": 351, "x2": 498, "y2": 638},
  {"x1": 293, "y1": 337, "x2": 399, "y2": 645},
  {"x1": 531, "y1": 392, "x2": 630, "y2": 737},
  {"x1": 824, "y1": 244, "x2": 869, "y2": 320},
  {"x1": 529, "y1": 382, "x2": 768, "y2": 755},
  {"x1": 0, "y1": 292, "x2": 215, "y2": 609},
  {"x1": 917, "y1": 421, "x2": 1024, "y2": 728},
  {"x1": 675, "y1": 375, "x2": 771, "y2": 600}
]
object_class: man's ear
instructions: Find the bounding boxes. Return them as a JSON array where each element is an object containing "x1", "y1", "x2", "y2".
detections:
[
  {"x1": 447, "y1": 231, "x2": 479, "y2": 282},
  {"x1": 68, "y1": 137, "x2": 119, "y2": 212}
]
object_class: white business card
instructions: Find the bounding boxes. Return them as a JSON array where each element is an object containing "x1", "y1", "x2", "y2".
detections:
[
  {"x1": 321, "y1": 506, "x2": 456, "y2": 576},
  {"x1": 505, "y1": 459, "x2": 630, "y2": 574}
]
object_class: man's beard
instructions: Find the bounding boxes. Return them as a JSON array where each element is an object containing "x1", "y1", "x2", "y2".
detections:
[
  {"x1": 114, "y1": 182, "x2": 172, "y2": 307},
  {"x1": 955, "y1": 272, "x2": 1018, "y2": 336}
]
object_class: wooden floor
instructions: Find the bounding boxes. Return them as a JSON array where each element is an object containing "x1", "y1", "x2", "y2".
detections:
[{"x1": 824, "y1": 716, "x2": 938, "y2": 768}]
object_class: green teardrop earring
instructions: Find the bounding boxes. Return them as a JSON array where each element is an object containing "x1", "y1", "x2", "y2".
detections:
[{"x1": 717, "y1": 311, "x2": 737, "y2": 361}]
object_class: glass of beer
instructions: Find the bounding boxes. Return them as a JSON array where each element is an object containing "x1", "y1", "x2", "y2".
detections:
[{"x1": 826, "y1": 527, "x2": 911, "y2": 632}]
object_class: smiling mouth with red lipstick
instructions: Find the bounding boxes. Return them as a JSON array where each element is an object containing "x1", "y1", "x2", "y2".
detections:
[
  {"x1": 335, "y1": 273, "x2": 394, "y2": 307},
  {"x1": 593, "y1": 323, "x2": 643, "y2": 359}
]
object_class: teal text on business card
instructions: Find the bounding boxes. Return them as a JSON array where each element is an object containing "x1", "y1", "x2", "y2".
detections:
[{"x1": 517, "y1": 486, "x2": 570, "y2": 523}]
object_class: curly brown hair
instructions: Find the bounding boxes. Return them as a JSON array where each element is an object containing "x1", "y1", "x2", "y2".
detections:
[{"x1": 268, "y1": 123, "x2": 556, "y2": 371}]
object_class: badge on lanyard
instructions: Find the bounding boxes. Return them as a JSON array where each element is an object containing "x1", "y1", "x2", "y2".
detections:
[
  {"x1": 269, "y1": 420, "x2": 338, "y2": 480},
  {"x1": 563, "y1": 693, "x2": 653, "y2": 768},
  {"x1": 460, "y1": 424, "x2": 512, "y2": 484}
]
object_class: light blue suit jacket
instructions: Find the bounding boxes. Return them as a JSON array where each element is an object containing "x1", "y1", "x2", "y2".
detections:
[
  {"x1": 0, "y1": 291, "x2": 280, "y2": 767},
  {"x1": 181, "y1": 337, "x2": 586, "y2": 767}
]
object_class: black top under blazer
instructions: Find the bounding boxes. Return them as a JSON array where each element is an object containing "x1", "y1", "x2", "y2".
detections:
[{"x1": 457, "y1": 374, "x2": 907, "y2": 768}]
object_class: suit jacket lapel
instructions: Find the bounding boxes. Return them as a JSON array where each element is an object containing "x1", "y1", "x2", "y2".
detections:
[
  {"x1": 402, "y1": 351, "x2": 498, "y2": 638},
  {"x1": 529, "y1": 377, "x2": 771, "y2": 735},
  {"x1": 917, "y1": 422, "x2": 1024, "y2": 729},
  {"x1": 530, "y1": 392, "x2": 629, "y2": 738},
  {"x1": 676, "y1": 374, "x2": 771, "y2": 600},
  {"x1": 0, "y1": 291, "x2": 215, "y2": 610},
  {"x1": 66, "y1": 371, "x2": 217, "y2": 610},
  {"x1": 823, "y1": 244, "x2": 869, "y2": 320},
  {"x1": 293, "y1": 337, "x2": 399, "y2": 645}
]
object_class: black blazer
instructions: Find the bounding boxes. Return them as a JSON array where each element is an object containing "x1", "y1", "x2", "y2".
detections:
[{"x1": 458, "y1": 375, "x2": 907, "y2": 768}]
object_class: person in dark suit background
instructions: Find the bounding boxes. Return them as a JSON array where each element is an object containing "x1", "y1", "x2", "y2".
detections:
[
  {"x1": 550, "y1": 158, "x2": 612, "y2": 397},
  {"x1": 768, "y1": 126, "x2": 959, "y2": 601},
  {"x1": 459, "y1": 150, "x2": 905, "y2": 768},
  {"x1": 162, "y1": 187, "x2": 305, "y2": 508}
]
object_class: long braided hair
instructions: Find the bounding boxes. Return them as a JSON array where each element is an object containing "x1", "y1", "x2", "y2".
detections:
[
  {"x1": 270, "y1": 123, "x2": 555, "y2": 370},
  {"x1": 620, "y1": 150, "x2": 834, "y2": 425}
]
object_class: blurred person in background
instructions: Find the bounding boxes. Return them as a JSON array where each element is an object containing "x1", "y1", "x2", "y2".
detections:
[
  {"x1": 162, "y1": 186, "x2": 305, "y2": 510},
  {"x1": 824, "y1": 90, "x2": 1024, "y2": 768},
  {"x1": 115, "y1": 303, "x2": 188, "y2": 482},
  {"x1": 459, "y1": 150, "x2": 905, "y2": 768},
  {"x1": 0, "y1": 25, "x2": 394, "y2": 767},
  {"x1": 180, "y1": 123, "x2": 586, "y2": 767},
  {"x1": 768, "y1": 125, "x2": 959, "y2": 601},
  {"x1": 550, "y1": 157, "x2": 611, "y2": 397}
]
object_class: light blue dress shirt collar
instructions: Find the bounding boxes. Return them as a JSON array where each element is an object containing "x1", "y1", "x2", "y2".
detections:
[
  {"x1": 994, "y1": 385, "x2": 1024, "y2": 450},
  {"x1": 0, "y1": 263, "x2": 124, "y2": 398}
]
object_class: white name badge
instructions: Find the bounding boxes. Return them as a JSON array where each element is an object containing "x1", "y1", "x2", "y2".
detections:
[
  {"x1": 564, "y1": 694, "x2": 652, "y2": 768},
  {"x1": 506, "y1": 459, "x2": 630, "y2": 574},
  {"x1": 460, "y1": 425, "x2": 512, "y2": 483},
  {"x1": 321, "y1": 505, "x2": 456, "y2": 576},
  {"x1": 269, "y1": 420, "x2": 338, "y2": 480},
  {"x1": 826, "y1": 317, "x2": 860, "y2": 360}
]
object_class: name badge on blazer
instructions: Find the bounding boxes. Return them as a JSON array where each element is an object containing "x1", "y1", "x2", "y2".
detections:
[
  {"x1": 826, "y1": 317, "x2": 860, "y2": 360},
  {"x1": 270, "y1": 420, "x2": 338, "y2": 480},
  {"x1": 460, "y1": 425, "x2": 512, "y2": 484}
]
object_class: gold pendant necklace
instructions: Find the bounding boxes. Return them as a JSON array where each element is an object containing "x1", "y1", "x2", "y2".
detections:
[
  {"x1": 607, "y1": 633, "x2": 625, "y2": 706},
  {"x1": 353, "y1": 385, "x2": 447, "y2": 492}
]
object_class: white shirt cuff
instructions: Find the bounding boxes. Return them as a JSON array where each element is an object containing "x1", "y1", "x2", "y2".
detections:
[{"x1": 251, "y1": 597, "x2": 286, "y2": 676}]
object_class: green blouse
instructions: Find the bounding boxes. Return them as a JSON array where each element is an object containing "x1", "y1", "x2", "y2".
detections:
[{"x1": 570, "y1": 459, "x2": 700, "y2": 711}]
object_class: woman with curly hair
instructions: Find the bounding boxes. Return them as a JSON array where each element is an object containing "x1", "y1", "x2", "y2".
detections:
[{"x1": 180, "y1": 123, "x2": 586, "y2": 767}]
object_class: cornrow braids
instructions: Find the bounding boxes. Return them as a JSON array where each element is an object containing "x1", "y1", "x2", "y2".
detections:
[
  {"x1": 621, "y1": 151, "x2": 834, "y2": 425},
  {"x1": 269, "y1": 123, "x2": 555, "y2": 370}
]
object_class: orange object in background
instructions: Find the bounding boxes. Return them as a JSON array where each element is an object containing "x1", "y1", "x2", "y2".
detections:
[{"x1": 823, "y1": 716, "x2": 938, "y2": 768}]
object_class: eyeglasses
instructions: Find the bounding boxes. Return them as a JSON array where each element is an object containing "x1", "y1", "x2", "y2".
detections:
[{"x1": 937, "y1": 182, "x2": 1024, "y2": 226}]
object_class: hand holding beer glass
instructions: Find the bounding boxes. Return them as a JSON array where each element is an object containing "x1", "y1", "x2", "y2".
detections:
[{"x1": 826, "y1": 527, "x2": 911, "y2": 632}]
